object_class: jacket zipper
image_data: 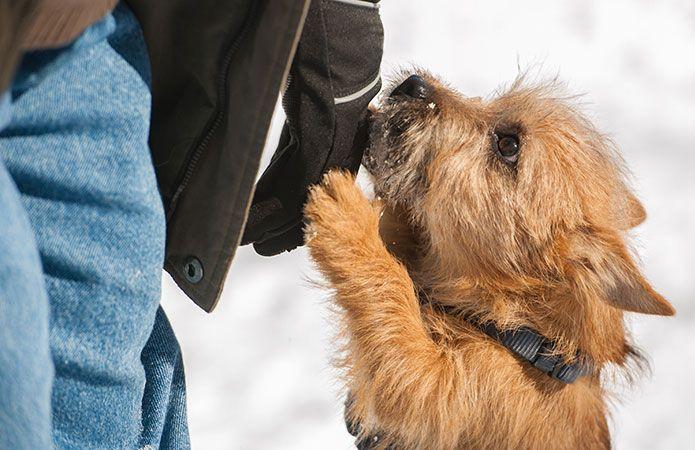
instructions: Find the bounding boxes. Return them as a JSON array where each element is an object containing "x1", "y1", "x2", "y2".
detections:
[{"x1": 167, "y1": 0, "x2": 261, "y2": 220}]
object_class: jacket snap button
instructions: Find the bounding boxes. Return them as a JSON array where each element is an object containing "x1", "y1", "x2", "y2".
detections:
[{"x1": 183, "y1": 257, "x2": 204, "y2": 283}]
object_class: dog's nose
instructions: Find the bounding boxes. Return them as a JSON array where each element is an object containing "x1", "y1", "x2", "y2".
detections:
[{"x1": 390, "y1": 75, "x2": 430, "y2": 100}]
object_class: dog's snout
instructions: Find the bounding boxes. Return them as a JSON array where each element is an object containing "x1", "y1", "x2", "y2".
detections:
[{"x1": 391, "y1": 75, "x2": 430, "y2": 100}]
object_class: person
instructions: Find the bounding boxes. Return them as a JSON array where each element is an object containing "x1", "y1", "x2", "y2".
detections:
[{"x1": 0, "y1": 0, "x2": 383, "y2": 448}]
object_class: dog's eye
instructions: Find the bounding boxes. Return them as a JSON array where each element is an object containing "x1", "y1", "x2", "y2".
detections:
[{"x1": 493, "y1": 133, "x2": 520, "y2": 163}]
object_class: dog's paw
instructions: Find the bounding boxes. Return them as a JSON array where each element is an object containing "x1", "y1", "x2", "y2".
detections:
[{"x1": 304, "y1": 170, "x2": 381, "y2": 250}]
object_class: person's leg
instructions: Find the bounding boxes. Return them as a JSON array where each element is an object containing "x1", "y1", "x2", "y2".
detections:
[
  {"x1": 0, "y1": 92, "x2": 11, "y2": 129},
  {"x1": 140, "y1": 307, "x2": 190, "y2": 449},
  {"x1": 0, "y1": 3, "x2": 189, "y2": 447},
  {"x1": 0, "y1": 157, "x2": 53, "y2": 449}
]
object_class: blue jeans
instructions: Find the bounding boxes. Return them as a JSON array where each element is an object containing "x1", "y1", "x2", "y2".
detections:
[{"x1": 0, "y1": 4, "x2": 190, "y2": 449}]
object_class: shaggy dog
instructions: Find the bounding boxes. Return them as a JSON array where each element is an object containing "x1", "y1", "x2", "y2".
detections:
[{"x1": 304, "y1": 71, "x2": 674, "y2": 449}]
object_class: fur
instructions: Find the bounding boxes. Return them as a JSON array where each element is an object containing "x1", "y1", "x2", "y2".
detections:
[{"x1": 304, "y1": 70, "x2": 674, "y2": 449}]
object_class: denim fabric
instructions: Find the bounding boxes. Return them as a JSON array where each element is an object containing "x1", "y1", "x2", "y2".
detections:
[
  {"x1": 0, "y1": 93, "x2": 10, "y2": 130},
  {"x1": 0, "y1": 4, "x2": 190, "y2": 449},
  {"x1": 0, "y1": 135, "x2": 53, "y2": 450}
]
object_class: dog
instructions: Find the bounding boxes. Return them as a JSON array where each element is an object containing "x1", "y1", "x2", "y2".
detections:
[{"x1": 303, "y1": 70, "x2": 675, "y2": 449}]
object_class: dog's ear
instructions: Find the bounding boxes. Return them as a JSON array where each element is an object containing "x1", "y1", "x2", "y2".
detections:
[
  {"x1": 615, "y1": 187, "x2": 646, "y2": 230},
  {"x1": 603, "y1": 239, "x2": 674, "y2": 316},
  {"x1": 603, "y1": 259, "x2": 674, "y2": 316},
  {"x1": 568, "y1": 231, "x2": 674, "y2": 316}
]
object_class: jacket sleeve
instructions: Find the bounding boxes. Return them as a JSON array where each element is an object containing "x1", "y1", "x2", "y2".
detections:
[
  {"x1": 241, "y1": 0, "x2": 383, "y2": 256},
  {"x1": 0, "y1": 0, "x2": 39, "y2": 93}
]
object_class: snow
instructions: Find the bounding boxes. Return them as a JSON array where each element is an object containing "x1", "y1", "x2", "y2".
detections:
[{"x1": 161, "y1": 1, "x2": 695, "y2": 448}]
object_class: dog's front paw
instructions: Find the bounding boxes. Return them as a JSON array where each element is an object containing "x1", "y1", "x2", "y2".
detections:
[{"x1": 304, "y1": 170, "x2": 381, "y2": 255}]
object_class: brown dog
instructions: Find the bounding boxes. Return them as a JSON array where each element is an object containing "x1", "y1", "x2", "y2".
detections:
[{"x1": 304, "y1": 70, "x2": 674, "y2": 450}]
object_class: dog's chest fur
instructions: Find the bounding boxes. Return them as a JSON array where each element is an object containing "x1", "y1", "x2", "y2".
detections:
[{"x1": 358, "y1": 208, "x2": 613, "y2": 449}]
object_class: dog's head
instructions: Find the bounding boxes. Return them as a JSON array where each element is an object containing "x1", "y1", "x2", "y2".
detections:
[{"x1": 366, "y1": 70, "x2": 673, "y2": 317}]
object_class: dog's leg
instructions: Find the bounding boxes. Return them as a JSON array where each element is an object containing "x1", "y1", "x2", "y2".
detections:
[{"x1": 305, "y1": 171, "x2": 463, "y2": 449}]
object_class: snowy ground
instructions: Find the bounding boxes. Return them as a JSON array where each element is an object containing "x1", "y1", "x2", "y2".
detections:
[{"x1": 161, "y1": 1, "x2": 695, "y2": 448}]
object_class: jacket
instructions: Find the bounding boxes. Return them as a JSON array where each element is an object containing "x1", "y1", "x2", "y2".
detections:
[{"x1": 0, "y1": 0, "x2": 384, "y2": 312}]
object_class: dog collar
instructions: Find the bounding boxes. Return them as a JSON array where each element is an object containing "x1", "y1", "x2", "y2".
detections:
[
  {"x1": 427, "y1": 300, "x2": 592, "y2": 384},
  {"x1": 470, "y1": 320, "x2": 592, "y2": 384}
]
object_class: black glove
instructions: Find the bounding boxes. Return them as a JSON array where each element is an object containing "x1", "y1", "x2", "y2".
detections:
[{"x1": 241, "y1": 0, "x2": 384, "y2": 256}]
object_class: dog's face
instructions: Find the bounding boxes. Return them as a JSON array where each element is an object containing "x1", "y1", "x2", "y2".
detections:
[{"x1": 366, "y1": 70, "x2": 673, "y2": 316}]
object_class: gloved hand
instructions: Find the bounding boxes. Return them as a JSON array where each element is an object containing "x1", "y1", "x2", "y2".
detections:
[{"x1": 241, "y1": 0, "x2": 383, "y2": 256}]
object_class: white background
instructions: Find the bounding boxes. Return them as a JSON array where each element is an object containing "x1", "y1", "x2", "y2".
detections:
[{"x1": 162, "y1": 1, "x2": 695, "y2": 448}]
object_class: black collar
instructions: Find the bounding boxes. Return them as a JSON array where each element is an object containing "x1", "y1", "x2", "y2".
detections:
[
  {"x1": 430, "y1": 303, "x2": 592, "y2": 384},
  {"x1": 471, "y1": 320, "x2": 592, "y2": 384}
]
